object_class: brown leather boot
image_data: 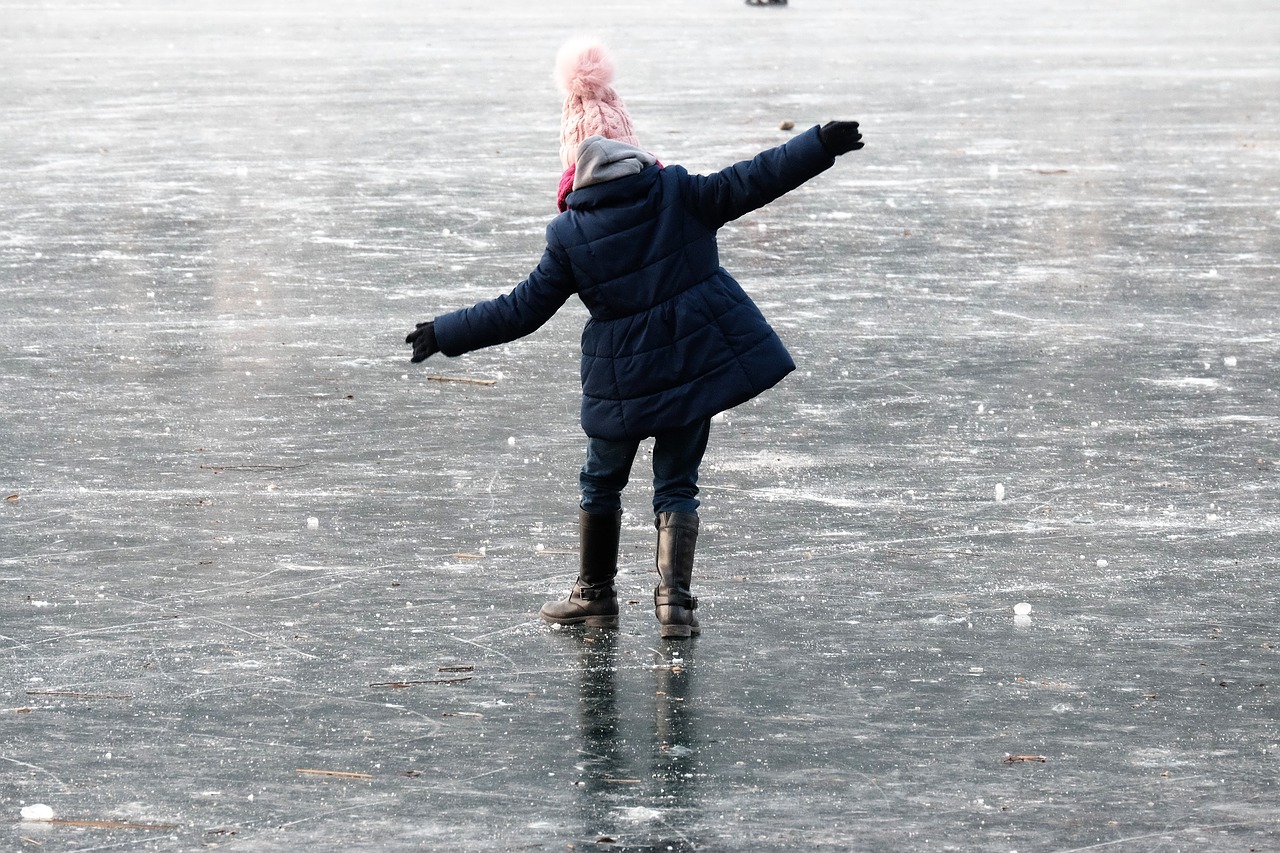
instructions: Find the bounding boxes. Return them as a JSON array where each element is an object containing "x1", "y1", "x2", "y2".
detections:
[
  {"x1": 539, "y1": 509, "x2": 622, "y2": 628},
  {"x1": 654, "y1": 511, "x2": 700, "y2": 638}
]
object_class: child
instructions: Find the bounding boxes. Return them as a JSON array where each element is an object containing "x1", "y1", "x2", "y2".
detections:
[{"x1": 405, "y1": 39, "x2": 863, "y2": 638}]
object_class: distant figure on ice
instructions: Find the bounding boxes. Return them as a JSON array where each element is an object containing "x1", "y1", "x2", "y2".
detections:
[{"x1": 405, "y1": 38, "x2": 863, "y2": 638}]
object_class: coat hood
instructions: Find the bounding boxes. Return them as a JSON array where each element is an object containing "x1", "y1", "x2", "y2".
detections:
[{"x1": 573, "y1": 135, "x2": 658, "y2": 191}]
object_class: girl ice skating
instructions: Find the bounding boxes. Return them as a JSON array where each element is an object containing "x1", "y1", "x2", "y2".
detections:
[{"x1": 405, "y1": 39, "x2": 864, "y2": 638}]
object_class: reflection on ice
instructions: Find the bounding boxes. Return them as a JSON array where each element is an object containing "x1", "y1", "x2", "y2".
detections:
[{"x1": 566, "y1": 631, "x2": 701, "y2": 847}]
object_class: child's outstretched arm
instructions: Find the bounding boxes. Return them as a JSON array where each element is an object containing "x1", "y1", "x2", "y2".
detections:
[
  {"x1": 404, "y1": 243, "x2": 576, "y2": 363},
  {"x1": 688, "y1": 121, "x2": 863, "y2": 228}
]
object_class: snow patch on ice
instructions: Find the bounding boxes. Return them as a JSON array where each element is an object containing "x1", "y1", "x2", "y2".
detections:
[
  {"x1": 1143, "y1": 377, "x2": 1220, "y2": 389},
  {"x1": 615, "y1": 806, "x2": 664, "y2": 823},
  {"x1": 754, "y1": 487, "x2": 863, "y2": 509}
]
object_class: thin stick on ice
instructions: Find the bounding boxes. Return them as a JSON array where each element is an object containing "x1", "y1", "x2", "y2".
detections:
[{"x1": 426, "y1": 375, "x2": 498, "y2": 386}]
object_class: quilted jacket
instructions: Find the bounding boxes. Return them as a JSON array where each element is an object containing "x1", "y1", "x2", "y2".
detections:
[{"x1": 433, "y1": 125, "x2": 836, "y2": 441}]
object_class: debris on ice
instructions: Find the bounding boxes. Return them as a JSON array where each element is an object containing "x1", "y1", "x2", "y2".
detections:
[
  {"x1": 21, "y1": 804, "x2": 54, "y2": 821},
  {"x1": 995, "y1": 483, "x2": 1005, "y2": 502},
  {"x1": 1013, "y1": 602, "x2": 1032, "y2": 616},
  {"x1": 306, "y1": 517, "x2": 320, "y2": 529}
]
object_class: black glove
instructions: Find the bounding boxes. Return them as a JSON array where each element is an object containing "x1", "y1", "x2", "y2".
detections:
[
  {"x1": 405, "y1": 321, "x2": 439, "y2": 363},
  {"x1": 818, "y1": 120, "x2": 864, "y2": 156}
]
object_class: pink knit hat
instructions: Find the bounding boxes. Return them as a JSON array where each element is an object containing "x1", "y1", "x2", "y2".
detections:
[{"x1": 555, "y1": 38, "x2": 639, "y2": 169}]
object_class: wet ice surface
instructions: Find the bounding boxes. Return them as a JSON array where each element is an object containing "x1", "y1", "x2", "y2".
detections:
[{"x1": 3, "y1": 0, "x2": 1279, "y2": 850}]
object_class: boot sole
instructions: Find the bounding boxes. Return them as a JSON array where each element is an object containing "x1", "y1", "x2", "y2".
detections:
[
  {"x1": 659, "y1": 623, "x2": 699, "y2": 639},
  {"x1": 540, "y1": 612, "x2": 619, "y2": 629}
]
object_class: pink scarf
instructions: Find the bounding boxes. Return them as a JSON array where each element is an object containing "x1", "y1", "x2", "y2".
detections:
[{"x1": 557, "y1": 165, "x2": 576, "y2": 212}]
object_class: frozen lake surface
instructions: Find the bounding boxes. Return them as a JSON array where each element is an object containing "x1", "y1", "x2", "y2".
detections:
[{"x1": 3, "y1": 0, "x2": 1278, "y2": 850}]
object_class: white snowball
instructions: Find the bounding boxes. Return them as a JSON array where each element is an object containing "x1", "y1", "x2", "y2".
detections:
[{"x1": 21, "y1": 804, "x2": 54, "y2": 821}]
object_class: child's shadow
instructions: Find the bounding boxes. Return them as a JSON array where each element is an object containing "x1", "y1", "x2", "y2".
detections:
[{"x1": 571, "y1": 629, "x2": 701, "y2": 851}]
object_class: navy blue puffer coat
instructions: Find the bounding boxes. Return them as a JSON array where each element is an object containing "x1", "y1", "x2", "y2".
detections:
[{"x1": 433, "y1": 125, "x2": 836, "y2": 441}]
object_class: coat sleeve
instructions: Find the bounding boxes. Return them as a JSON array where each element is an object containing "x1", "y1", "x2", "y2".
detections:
[
  {"x1": 433, "y1": 240, "x2": 576, "y2": 357},
  {"x1": 684, "y1": 124, "x2": 836, "y2": 229}
]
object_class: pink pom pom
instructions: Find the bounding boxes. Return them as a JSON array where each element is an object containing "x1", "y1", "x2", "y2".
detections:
[{"x1": 555, "y1": 37, "x2": 616, "y2": 99}]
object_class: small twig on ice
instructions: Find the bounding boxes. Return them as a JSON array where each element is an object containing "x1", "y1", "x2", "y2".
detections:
[
  {"x1": 199, "y1": 463, "x2": 309, "y2": 473},
  {"x1": 296, "y1": 768, "x2": 374, "y2": 780},
  {"x1": 25, "y1": 691, "x2": 128, "y2": 700},
  {"x1": 31, "y1": 819, "x2": 179, "y2": 830},
  {"x1": 370, "y1": 677, "x2": 473, "y2": 688},
  {"x1": 426, "y1": 375, "x2": 497, "y2": 386}
]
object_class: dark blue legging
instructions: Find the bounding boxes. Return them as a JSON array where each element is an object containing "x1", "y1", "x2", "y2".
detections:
[{"x1": 579, "y1": 419, "x2": 711, "y2": 516}]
